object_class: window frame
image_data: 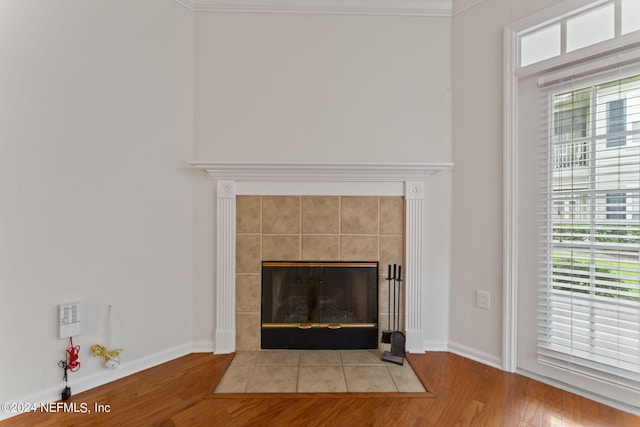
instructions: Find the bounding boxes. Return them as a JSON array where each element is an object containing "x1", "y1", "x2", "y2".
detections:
[{"x1": 504, "y1": 0, "x2": 640, "y2": 414}]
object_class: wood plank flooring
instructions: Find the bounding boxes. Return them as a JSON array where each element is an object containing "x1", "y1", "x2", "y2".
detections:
[{"x1": 3, "y1": 352, "x2": 639, "y2": 426}]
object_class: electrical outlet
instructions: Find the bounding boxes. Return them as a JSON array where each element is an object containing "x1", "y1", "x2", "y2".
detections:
[{"x1": 476, "y1": 290, "x2": 491, "y2": 310}]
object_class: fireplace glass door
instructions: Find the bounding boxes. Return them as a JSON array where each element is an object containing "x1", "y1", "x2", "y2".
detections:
[{"x1": 261, "y1": 261, "x2": 378, "y2": 349}]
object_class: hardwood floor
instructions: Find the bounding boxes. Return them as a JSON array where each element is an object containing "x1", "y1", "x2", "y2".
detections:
[{"x1": 3, "y1": 352, "x2": 639, "y2": 426}]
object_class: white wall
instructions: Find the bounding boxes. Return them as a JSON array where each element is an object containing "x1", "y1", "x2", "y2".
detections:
[
  {"x1": 450, "y1": 0, "x2": 571, "y2": 366},
  {"x1": 1, "y1": 0, "x2": 564, "y2": 407},
  {"x1": 194, "y1": 13, "x2": 451, "y2": 162},
  {"x1": 1, "y1": 0, "x2": 592, "y2": 412},
  {"x1": 0, "y1": 0, "x2": 194, "y2": 407},
  {"x1": 192, "y1": 12, "x2": 452, "y2": 349}
]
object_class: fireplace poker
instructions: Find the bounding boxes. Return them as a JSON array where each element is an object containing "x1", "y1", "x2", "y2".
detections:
[
  {"x1": 396, "y1": 265, "x2": 401, "y2": 332},
  {"x1": 381, "y1": 264, "x2": 393, "y2": 344}
]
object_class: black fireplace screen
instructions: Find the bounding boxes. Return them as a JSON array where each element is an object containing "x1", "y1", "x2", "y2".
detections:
[{"x1": 261, "y1": 261, "x2": 378, "y2": 349}]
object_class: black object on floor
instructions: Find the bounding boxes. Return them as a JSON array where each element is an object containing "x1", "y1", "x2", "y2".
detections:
[{"x1": 382, "y1": 331, "x2": 405, "y2": 365}]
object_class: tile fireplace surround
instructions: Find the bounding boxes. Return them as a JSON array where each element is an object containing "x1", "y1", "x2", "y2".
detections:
[
  {"x1": 239, "y1": 195, "x2": 401, "y2": 351},
  {"x1": 190, "y1": 162, "x2": 452, "y2": 355}
]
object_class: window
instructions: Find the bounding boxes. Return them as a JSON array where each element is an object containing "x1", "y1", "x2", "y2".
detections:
[
  {"x1": 519, "y1": 1, "x2": 640, "y2": 68},
  {"x1": 520, "y1": 24, "x2": 561, "y2": 67},
  {"x1": 622, "y1": 0, "x2": 640, "y2": 35},
  {"x1": 606, "y1": 99, "x2": 627, "y2": 147},
  {"x1": 540, "y1": 73, "x2": 640, "y2": 388},
  {"x1": 566, "y1": 3, "x2": 615, "y2": 52},
  {"x1": 553, "y1": 87, "x2": 590, "y2": 169},
  {"x1": 507, "y1": 0, "x2": 640, "y2": 412},
  {"x1": 606, "y1": 192, "x2": 627, "y2": 219}
]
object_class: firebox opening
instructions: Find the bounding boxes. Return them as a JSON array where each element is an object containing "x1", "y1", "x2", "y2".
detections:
[{"x1": 261, "y1": 261, "x2": 378, "y2": 350}]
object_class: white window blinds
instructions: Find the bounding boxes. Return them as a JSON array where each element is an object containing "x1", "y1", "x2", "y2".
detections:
[{"x1": 538, "y1": 70, "x2": 640, "y2": 389}]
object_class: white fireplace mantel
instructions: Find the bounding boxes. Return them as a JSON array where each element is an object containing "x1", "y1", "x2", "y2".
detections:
[
  {"x1": 189, "y1": 161, "x2": 452, "y2": 180},
  {"x1": 190, "y1": 161, "x2": 453, "y2": 354}
]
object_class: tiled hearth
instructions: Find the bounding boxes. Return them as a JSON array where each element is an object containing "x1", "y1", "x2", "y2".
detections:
[
  {"x1": 236, "y1": 195, "x2": 405, "y2": 351},
  {"x1": 214, "y1": 350, "x2": 426, "y2": 393}
]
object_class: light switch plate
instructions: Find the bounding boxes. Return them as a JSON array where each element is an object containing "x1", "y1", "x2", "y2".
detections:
[{"x1": 59, "y1": 302, "x2": 80, "y2": 339}]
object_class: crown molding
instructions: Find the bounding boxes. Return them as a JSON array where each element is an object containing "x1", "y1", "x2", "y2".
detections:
[
  {"x1": 452, "y1": 0, "x2": 484, "y2": 16},
  {"x1": 175, "y1": 0, "x2": 452, "y2": 16},
  {"x1": 174, "y1": 0, "x2": 193, "y2": 10}
]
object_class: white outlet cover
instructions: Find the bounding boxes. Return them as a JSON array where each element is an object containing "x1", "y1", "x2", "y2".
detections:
[{"x1": 476, "y1": 290, "x2": 491, "y2": 310}]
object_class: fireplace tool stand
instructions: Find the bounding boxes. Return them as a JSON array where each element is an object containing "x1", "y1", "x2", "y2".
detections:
[{"x1": 382, "y1": 264, "x2": 405, "y2": 365}]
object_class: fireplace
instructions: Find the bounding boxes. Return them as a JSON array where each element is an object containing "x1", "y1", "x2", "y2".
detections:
[
  {"x1": 189, "y1": 161, "x2": 453, "y2": 354},
  {"x1": 261, "y1": 261, "x2": 378, "y2": 349}
]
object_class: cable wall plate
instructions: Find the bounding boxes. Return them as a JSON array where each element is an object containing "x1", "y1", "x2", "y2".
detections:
[{"x1": 59, "y1": 302, "x2": 80, "y2": 339}]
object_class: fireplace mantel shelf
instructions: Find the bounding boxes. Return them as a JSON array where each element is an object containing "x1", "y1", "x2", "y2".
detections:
[{"x1": 189, "y1": 161, "x2": 453, "y2": 181}]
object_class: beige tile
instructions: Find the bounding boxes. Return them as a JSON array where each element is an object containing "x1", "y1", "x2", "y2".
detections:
[
  {"x1": 262, "y1": 196, "x2": 300, "y2": 234},
  {"x1": 245, "y1": 365, "x2": 299, "y2": 393},
  {"x1": 236, "y1": 313, "x2": 260, "y2": 351},
  {"x1": 343, "y1": 366, "x2": 397, "y2": 392},
  {"x1": 381, "y1": 272, "x2": 403, "y2": 332},
  {"x1": 301, "y1": 196, "x2": 340, "y2": 234},
  {"x1": 379, "y1": 314, "x2": 393, "y2": 338},
  {"x1": 237, "y1": 196, "x2": 261, "y2": 234},
  {"x1": 301, "y1": 235, "x2": 339, "y2": 261},
  {"x1": 231, "y1": 351, "x2": 260, "y2": 366},
  {"x1": 341, "y1": 350, "x2": 383, "y2": 365},
  {"x1": 256, "y1": 350, "x2": 301, "y2": 365},
  {"x1": 218, "y1": 350, "x2": 428, "y2": 394},
  {"x1": 236, "y1": 235, "x2": 261, "y2": 274},
  {"x1": 379, "y1": 236, "x2": 403, "y2": 272},
  {"x1": 340, "y1": 235, "x2": 378, "y2": 261},
  {"x1": 341, "y1": 197, "x2": 379, "y2": 234},
  {"x1": 236, "y1": 274, "x2": 260, "y2": 313},
  {"x1": 262, "y1": 235, "x2": 300, "y2": 261},
  {"x1": 379, "y1": 275, "x2": 391, "y2": 315},
  {"x1": 215, "y1": 365, "x2": 253, "y2": 393},
  {"x1": 299, "y1": 350, "x2": 342, "y2": 365},
  {"x1": 379, "y1": 197, "x2": 404, "y2": 235},
  {"x1": 298, "y1": 365, "x2": 347, "y2": 392},
  {"x1": 386, "y1": 364, "x2": 426, "y2": 392}
]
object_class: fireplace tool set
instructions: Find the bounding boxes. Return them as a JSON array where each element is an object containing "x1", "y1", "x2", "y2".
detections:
[{"x1": 381, "y1": 264, "x2": 405, "y2": 365}]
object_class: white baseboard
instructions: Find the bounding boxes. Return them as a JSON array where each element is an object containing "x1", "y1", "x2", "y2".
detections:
[
  {"x1": 0, "y1": 342, "x2": 202, "y2": 422},
  {"x1": 191, "y1": 340, "x2": 215, "y2": 353},
  {"x1": 447, "y1": 341, "x2": 502, "y2": 370},
  {"x1": 423, "y1": 340, "x2": 448, "y2": 352}
]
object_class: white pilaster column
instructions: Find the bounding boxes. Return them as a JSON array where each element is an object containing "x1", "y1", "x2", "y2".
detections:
[
  {"x1": 404, "y1": 181, "x2": 424, "y2": 353},
  {"x1": 215, "y1": 180, "x2": 236, "y2": 354}
]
